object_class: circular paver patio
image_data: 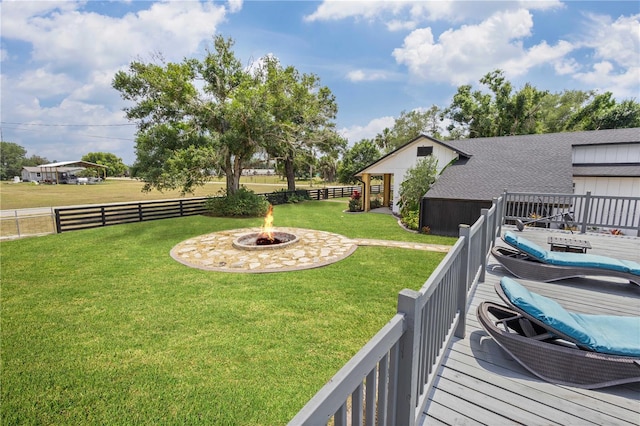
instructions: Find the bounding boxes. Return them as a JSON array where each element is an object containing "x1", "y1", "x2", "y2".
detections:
[
  {"x1": 170, "y1": 227, "x2": 358, "y2": 273},
  {"x1": 170, "y1": 227, "x2": 451, "y2": 274}
]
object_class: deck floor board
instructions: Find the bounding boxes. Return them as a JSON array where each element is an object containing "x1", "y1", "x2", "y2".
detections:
[{"x1": 420, "y1": 228, "x2": 640, "y2": 425}]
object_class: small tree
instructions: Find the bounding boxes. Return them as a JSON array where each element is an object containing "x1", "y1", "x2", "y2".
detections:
[
  {"x1": 82, "y1": 152, "x2": 127, "y2": 177},
  {"x1": 398, "y1": 157, "x2": 438, "y2": 230}
]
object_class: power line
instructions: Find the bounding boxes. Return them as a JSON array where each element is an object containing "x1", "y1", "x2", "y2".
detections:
[
  {"x1": 1, "y1": 125, "x2": 136, "y2": 141},
  {"x1": 1, "y1": 121, "x2": 136, "y2": 127}
]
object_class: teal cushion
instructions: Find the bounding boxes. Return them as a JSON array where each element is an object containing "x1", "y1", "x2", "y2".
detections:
[
  {"x1": 499, "y1": 277, "x2": 640, "y2": 357},
  {"x1": 503, "y1": 231, "x2": 640, "y2": 276},
  {"x1": 503, "y1": 231, "x2": 548, "y2": 261},
  {"x1": 544, "y1": 251, "x2": 639, "y2": 274}
]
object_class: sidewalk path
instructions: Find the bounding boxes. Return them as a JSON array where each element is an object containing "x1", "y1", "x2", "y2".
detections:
[{"x1": 352, "y1": 238, "x2": 450, "y2": 253}]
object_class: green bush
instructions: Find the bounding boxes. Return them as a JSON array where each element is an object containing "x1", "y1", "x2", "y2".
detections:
[
  {"x1": 348, "y1": 190, "x2": 362, "y2": 212},
  {"x1": 265, "y1": 189, "x2": 311, "y2": 205},
  {"x1": 205, "y1": 187, "x2": 270, "y2": 217},
  {"x1": 370, "y1": 196, "x2": 383, "y2": 209},
  {"x1": 401, "y1": 209, "x2": 420, "y2": 231}
]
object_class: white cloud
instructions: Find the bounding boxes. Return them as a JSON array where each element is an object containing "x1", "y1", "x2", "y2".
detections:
[
  {"x1": 305, "y1": 0, "x2": 563, "y2": 25},
  {"x1": 339, "y1": 116, "x2": 395, "y2": 144},
  {"x1": 567, "y1": 13, "x2": 640, "y2": 98},
  {"x1": 346, "y1": 69, "x2": 392, "y2": 82},
  {"x1": 227, "y1": 0, "x2": 243, "y2": 14},
  {"x1": 574, "y1": 62, "x2": 640, "y2": 99},
  {"x1": 392, "y1": 9, "x2": 576, "y2": 85},
  {"x1": 581, "y1": 13, "x2": 640, "y2": 70},
  {"x1": 0, "y1": 1, "x2": 233, "y2": 165}
]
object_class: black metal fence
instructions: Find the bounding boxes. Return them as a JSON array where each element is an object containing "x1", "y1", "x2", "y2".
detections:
[{"x1": 54, "y1": 185, "x2": 380, "y2": 233}]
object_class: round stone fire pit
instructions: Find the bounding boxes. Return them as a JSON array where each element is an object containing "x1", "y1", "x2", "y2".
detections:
[
  {"x1": 233, "y1": 231, "x2": 299, "y2": 251},
  {"x1": 170, "y1": 227, "x2": 358, "y2": 273}
]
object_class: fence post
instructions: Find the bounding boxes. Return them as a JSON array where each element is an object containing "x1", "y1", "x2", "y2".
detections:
[
  {"x1": 499, "y1": 190, "x2": 507, "y2": 237},
  {"x1": 14, "y1": 210, "x2": 21, "y2": 238},
  {"x1": 54, "y1": 209, "x2": 62, "y2": 233},
  {"x1": 395, "y1": 289, "x2": 422, "y2": 426},
  {"x1": 580, "y1": 191, "x2": 591, "y2": 234},
  {"x1": 456, "y1": 225, "x2": 471, "y2": 338},
  {"x1": 479, "y1": 208, "x2": 489, "y2": 283}
]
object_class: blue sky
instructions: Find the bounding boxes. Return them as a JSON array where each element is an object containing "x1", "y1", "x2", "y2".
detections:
[{"x1": 1, "y1": 0, "x2": 638, "y2": 166}]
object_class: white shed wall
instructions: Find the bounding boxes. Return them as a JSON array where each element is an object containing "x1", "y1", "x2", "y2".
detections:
[
  {"x1": 362, "y1": 137, "x2": 458, "y2": 214},
  {"x1": 573, "y1": 176, "x2": 640, "y2": 197},
  {"x1": 572, "y1": 144, "x2": 640, "y2": 164}
]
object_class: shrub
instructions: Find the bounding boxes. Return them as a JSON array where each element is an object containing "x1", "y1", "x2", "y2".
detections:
[
  {"x1": 265, "y1": 189, "x2": 311, "y2": 205},
  {"x1": 401, "y1": 209, "x2": 420, "y2": 231},
  {"x1": 348, "y1": 190, "x2": 362, "y2": 212},
  {"x1": 205, "y1": 187, "x2": 270, "y2": 217},
  {"x1": 398, "y1": 157, "x2": 438, "y2": 217},
  {"x1": 370, "y1": 196, "x2": 382, "y2": 209}
]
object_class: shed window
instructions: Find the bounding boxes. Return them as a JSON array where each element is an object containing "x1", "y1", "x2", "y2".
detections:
[{"x1": 417, "y1": 146, "x2": 433, "y2": 157}]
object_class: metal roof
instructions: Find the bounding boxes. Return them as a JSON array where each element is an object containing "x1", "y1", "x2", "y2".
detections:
[{"x1": 39, "y1": 161, "x2": 107, "y2": 169}]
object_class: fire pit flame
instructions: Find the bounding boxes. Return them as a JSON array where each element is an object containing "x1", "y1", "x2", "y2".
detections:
[
  {"x1": 260, "y1": 204, "x2": 275, "y2": 242},
  {"x1": 232, "y1": 205, "x2": 299, "y2": 250}
]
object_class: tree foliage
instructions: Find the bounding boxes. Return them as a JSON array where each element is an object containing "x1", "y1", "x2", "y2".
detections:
[
  {"x1": 113, "y1": 36, "x2": 339, "y2": 195},
  {"x1": 374, "y1": 106, "x2": 443, "y2": 153},
  {"x1": 0, "y1": 142, "x2": 50, "y2": 180},
  {"x1": 565, "y1": 93, "x2": 640, "y2": 131},
  {"x1": 81, "y1": 152, "x2": 128, "y2": 177},
  {"x1": 259, "y1": 56, "x2": 339, "y2": 190},
  {"x1": 442, "y1": 69, "x2": 640, "y2": 139},
  {"x1": 444, "y1": 70, "x2": 548, "y2": 138},
  {"x1": 1, "y1": 142, "x2": 28, "y2": 180},
  {"x1": 337, "y1": 139, "x2": 381, "y2": 184},
  {"x1": 397, "y1": 156, "x2": 438, "y2": 217}
]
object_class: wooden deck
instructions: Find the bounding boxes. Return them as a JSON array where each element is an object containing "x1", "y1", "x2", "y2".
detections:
[{"x1": 420, "y1": 227, "x2": 640, "y2": 425}]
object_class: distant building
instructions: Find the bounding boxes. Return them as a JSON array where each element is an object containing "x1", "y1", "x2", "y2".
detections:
[{"x1": 20, "y1": 161, "x2": 108, "y2": 184}]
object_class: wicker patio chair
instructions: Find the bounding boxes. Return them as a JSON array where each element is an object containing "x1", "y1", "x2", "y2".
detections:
[
  {"x1": 492, "y1": 231, "x2": 640, "y2": 285},
  {"x1": 477, "y1": 277, "x2": 640, "y2": 389}
]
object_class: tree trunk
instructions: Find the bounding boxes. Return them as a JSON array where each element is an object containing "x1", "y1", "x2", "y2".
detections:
[
  {"x1": 284, "y1": 157, "x2": 296, "y2": 191},
  {"x1": 233, "y1": 155, "x2": 243, "y2": 193},
  {"x1": 225, "y1": 155, "x2": 241, "y2": 195}
]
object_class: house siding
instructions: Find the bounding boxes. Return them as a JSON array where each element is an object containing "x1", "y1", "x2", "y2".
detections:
[
  {"x1": 573, "y1": 176, "x2": 640, "y2": 197},
  {"x1": 572, "y1": 143, "x2": 640, "y2": 164}
]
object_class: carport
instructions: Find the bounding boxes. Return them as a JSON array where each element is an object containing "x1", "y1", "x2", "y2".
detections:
[{"x1": 39, "y1": 161, "x2": 108, "y2": 184}]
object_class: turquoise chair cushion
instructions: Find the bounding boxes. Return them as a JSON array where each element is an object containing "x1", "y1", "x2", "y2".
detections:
[
  {"x1": 503, "y1": 231, "x2": 640, "y2": 276},
  {"x1": 500, "y1": 277, "x2": 640, "y2": 357}
]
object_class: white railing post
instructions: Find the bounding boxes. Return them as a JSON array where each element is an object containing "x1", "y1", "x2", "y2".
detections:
[
  {"x1": 455, "y1": 225, "x2": 470, "y2": 338},
  {"x1": 395, "y1": 289, "x2": 422, "y2": 426},
  {"x1": 479, "y1": 208, "x2": 489, "y2": 283},
  {"x1": 580, "y1": 191, "x2": 591, "y2": 234}
]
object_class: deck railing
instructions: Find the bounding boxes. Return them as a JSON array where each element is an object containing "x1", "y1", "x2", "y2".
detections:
[
  {"x1": 289, "y1": 196, "x2": 504, "y2": 426},
  {"x1": 503, "y1": 191, "x2": 640, "y2": 236}
]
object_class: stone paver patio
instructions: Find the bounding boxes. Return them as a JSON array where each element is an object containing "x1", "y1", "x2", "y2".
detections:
[{"x1": 170, "y1": 227, "x2": 450, "y2": 273}]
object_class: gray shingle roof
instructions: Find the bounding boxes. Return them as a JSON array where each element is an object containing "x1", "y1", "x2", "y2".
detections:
[{"x1": 424, "y1": 128, "x2": 640, "y2": 201}]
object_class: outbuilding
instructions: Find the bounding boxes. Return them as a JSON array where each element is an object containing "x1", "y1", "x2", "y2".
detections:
[
  {"x1": 356, "y1": 128, "x2": 640, "y2": 236},
  {"x1": 21, "y1": 161, "x2": 108, "y2": 184}
]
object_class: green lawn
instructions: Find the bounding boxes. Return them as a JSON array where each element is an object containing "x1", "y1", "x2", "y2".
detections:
[{"x1": 1, "y1": 201, "x2": 454, "y2": 425}]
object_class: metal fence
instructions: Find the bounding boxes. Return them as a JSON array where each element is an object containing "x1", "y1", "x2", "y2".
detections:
[
  {"x1": 288, "y1": 197, "x2": 503, "y2": 425},
  {"x1": 0, "y1": 207, "x2": 57, "y2": 240}
]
